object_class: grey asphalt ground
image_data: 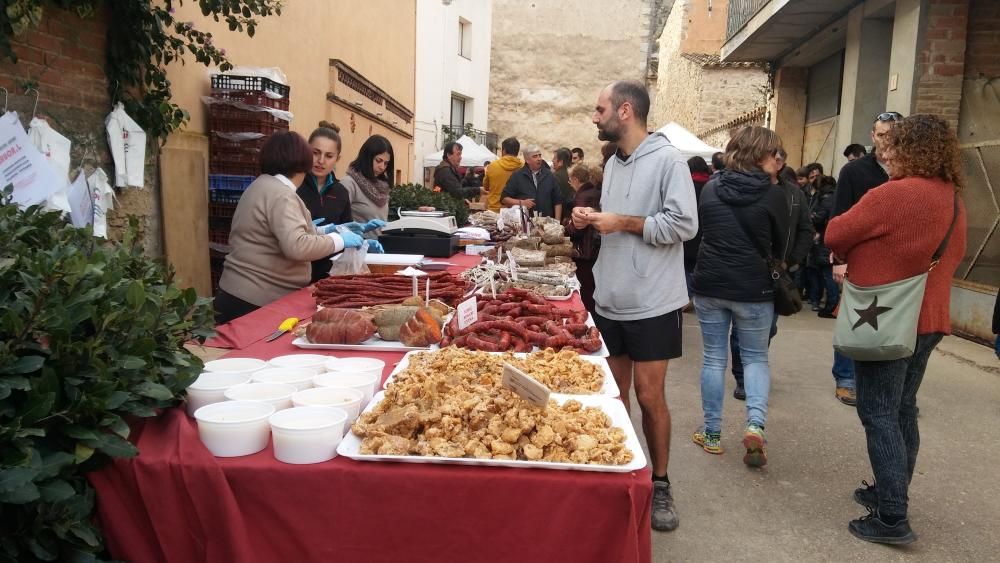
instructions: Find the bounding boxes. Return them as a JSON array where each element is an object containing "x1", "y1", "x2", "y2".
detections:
[{"x1": 636, "y1": 310, "x2": 1000, "y2": 562}]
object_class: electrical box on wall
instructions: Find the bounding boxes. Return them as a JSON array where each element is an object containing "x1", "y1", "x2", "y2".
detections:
[{"x1": 889, "y1": 73, "x2": 899, "y2": 91}]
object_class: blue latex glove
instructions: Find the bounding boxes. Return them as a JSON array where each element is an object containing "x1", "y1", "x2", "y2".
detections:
[
  {"x1": 337, "y1": 221, "x2": 366, "y2": 235},
  {"x1": 317, "y1": 223, "x2": 340, "y2": 235},
  {"x1": 339, "y1": 230, "x2": 365, "y2": 249},
  {"x1": 363, "y1": 219, "x2": 387, "y2": 233},
  {"x1": 366, "y1": 239, "x2": 385, "y2": 254},
  {"x1": 995, "y1": 335, "x2": 1000, "y2": 360}
]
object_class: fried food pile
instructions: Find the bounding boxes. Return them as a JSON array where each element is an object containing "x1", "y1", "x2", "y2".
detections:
[
  {"x1": 351, "y1": 348, "x2": 632, "y2": 465},
  {"x1": 393, "y1": 347, "x2": 605, "y2": 394}
]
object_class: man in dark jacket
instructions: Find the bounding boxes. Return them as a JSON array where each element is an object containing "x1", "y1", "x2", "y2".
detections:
[
  {"x1": 810, "y1": 176, "x2": 839, "y2": 318},
  {"x1": 729, "y1": 148, "x2": 814, "y2": 400},
  {"x1": 434, "y1": 141, "x2": 486, "y2": 200},
  {"x1": 501, "y1": 144, "x2": 562, "y2": 219},
  {"x1": 826, "y1": 110, "x2": 901, "y2": 406}
]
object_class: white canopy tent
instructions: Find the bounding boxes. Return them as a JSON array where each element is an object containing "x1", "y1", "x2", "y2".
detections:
[
  {"x1": 422, "y1": 135, "x2": 497, "y2": 168},
  {"x1": 655, "y1": 122, "x2": 723, "y2": 161}
]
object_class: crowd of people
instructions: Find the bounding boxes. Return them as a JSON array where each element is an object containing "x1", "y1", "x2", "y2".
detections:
[{"x1": 210, "y1": 78, "x2": 968, "y2": 547}]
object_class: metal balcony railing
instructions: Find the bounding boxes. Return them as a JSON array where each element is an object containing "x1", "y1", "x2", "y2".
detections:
[
  {"x1": 443, "y1": 124, "x2": 499, "y2": 153},
  {"x1": 726, "y1": 0, "x2": 772, "y2": 40}
]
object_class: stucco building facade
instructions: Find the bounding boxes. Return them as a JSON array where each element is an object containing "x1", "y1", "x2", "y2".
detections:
[{"x1": 488, "y1": 0, "x2": 657, "y2": 164}]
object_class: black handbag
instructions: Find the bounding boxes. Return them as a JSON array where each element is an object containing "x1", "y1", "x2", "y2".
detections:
[{"x1": 732, "y1": 205, "x2": 803, "y2": 316}]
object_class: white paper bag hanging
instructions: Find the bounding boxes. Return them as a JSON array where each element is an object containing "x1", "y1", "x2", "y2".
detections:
[
  {"x1": 0, "y1": 111, "x2": 62, "y2": 207},
  {"x1": 67, "y1": 168, "x2": 93, "y2": 228},
  {"x1": 105, "y1": 103, "x2": 147, "y2": 188},
  {"x1": 27, "y1": 117, "x2": 72, "y2": 214},
  {"x1": 87, "y1": 167, "x2": 114, "y2": 238}
]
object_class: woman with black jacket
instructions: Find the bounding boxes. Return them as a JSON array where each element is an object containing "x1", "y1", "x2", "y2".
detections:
[
  {"x1": 810, "y1": 175, "x2": 839, "y2": 317},
  {"x1": 562, "y1": 164, "x2": 601, "y2": 313},
  {"x1": 683, "y1": 156, "x2": 711, "y2": 295},
  {"x1": 691, "y1": 126, "x2": 789, "y2": 468}
]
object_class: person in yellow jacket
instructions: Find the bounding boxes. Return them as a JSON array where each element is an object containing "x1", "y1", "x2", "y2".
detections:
[{"x1": 483, "y1": 137, "x2": 523, "y2": 212}]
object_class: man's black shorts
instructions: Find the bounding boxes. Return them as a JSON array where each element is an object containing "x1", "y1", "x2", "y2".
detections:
[{"x1": 593, "y1": 309, "x2": 683, "y2": 361}]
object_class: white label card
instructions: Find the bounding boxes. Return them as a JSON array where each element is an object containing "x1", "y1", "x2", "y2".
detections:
[
  {"x1": 457, "y1": 295, "x2": 478, "y2": 330},
  {"x1": 501, "y1": 363, "x2": 551, "y2": 409},
  {"x1": 506, "y1": 251, "x2": 519, "y2": 282}
]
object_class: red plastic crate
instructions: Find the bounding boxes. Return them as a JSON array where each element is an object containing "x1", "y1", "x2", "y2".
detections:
[
  {"x1": 209, "y1": 105, "x2": 289, "y2": 136},
  {"x1": 208, "y1": 228, "x2": 230, "y2": 245},
  {"x1": 210, "y1": 89, "x2": 290, "y2": 111}
]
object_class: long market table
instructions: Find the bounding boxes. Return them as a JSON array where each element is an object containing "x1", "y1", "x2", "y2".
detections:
[{"x1": 88, "y1": 254, "x2": 653, "y2": 563}]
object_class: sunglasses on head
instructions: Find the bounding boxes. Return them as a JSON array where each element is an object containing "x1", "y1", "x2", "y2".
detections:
[{"x1": 876, "y1": 112, "x2": 904, "y2": 122}]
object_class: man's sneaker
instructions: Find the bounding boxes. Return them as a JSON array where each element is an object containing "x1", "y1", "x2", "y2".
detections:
[
  {"x1": 733, "y1": 385, "x2": 746, "y2": 400},
  {"x1": 692, "y1": 427, "x2": 723, "y2": 454},
  {"x1": 651, "y1": 481, "x2": 679, "y2": 531},
  {"x1": 849, "y1": 509, "x2": 916, "y2": 545},
  {"x1": 836, "y1": 387, "x2": 857, "y2": 406},
  {"x1": 854, "y1": 480, "x2": 878, "y2": 509},
  {"x1": 742, "y1": 423, "x2": 767, "y2": 467}
]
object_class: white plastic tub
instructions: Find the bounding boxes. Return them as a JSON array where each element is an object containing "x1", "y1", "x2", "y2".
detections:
[
  {"x1": 224, "y1": 382, "x2": 297, "y2": 411},
  {"x1": 312, "y1": 372, "x2": 380, "y2": 407},
  {"x1": 203, "y1": 357, "x2": 267, "y2": 375},
  {"x1": 323, "y1": 357, "x2": 384, "y2": 379},
  {"x1": 194, "y1": 400, "x2": 275, "y2": 457},
  {"x1": 251, "y1": 367, "x2": 315, "y2": 391},
  {"x1": 269, "y1": 406, "x2": 348, "y2": 464},
  {"x1": 268, "y1": 354, "x2": 332, "y2": 374},
  {"x1": 185, "y1": 371, "x2": 253, "y2": 416},
  {"x1": 292, "y1": 387, "x2": 364, "y2": 424}
]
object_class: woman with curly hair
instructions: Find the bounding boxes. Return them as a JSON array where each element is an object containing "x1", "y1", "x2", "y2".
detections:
[{"x1": 826, "y1": 114, "x2": 967, "y2": 545}]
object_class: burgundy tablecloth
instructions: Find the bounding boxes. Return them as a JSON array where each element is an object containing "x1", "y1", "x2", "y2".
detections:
[{"x1": 90, "y1": 252, "x2": 653, "y2": 563}]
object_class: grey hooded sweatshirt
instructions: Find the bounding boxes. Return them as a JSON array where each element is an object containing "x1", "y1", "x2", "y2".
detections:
[{"x1": 594, "y1": 132, "x2": 699, "y2": 321}]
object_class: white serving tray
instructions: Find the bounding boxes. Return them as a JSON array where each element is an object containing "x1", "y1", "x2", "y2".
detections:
[
  {"x1": 337, "y1": 392, "x2": 646, "y2": 473},
  {"x1": 364, "y1": 253, "x2": 425, "y2": 266},
  {"x1": 544, "y1": 289, "x2": 577, "y2": 301},
  {"x1": 292, "y1": 336, "x2": 430, "y2": 353},
  {"x1": 383, "y1": 350, "x2": 620, "y2": 397}
]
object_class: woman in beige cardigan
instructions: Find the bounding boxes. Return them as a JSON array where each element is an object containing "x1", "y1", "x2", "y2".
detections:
[{"x1": 215, "y1": 131, "x2": 368, "y2": 324}]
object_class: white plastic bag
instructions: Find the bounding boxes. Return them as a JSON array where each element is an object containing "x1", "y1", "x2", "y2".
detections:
[
  {"x1": 500, "y1": 205, "x2": 528, "y2": 233},
  {"x1": 67, "y1": 169, "x2": 93, "y2": 228},
  {"x1": 27, "y1": 117, "x2": 72, "y2": 214},
  {"x1": 105, "y1": 103, "x2": 146, "y2": 188},
  {"x1": 87, "y1": 167, "x2": 115, "y2": 238},
  {"x1": 328, "y1": 243, "x2": 371, "y2": 276}
]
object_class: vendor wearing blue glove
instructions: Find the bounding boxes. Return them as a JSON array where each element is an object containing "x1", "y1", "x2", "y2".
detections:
[
  {"x1": 216, "y1": 132, "x2": 352, "y2": 325},
  {"x1": 296, "y1": 122, "x2": 355, "y2": 283}
]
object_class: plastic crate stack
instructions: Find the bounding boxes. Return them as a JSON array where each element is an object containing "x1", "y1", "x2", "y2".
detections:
[{"x1": 207, "y1": 74, "x2": 291, "y2": 292}]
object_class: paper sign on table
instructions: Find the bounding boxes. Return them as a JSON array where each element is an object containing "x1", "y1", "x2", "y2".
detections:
[
  {"x1": 501, "y1": 363, "x2": 550, "y2": 409},
  {"x1": 457, "y1": 295, "x2": 478, "y2": 330}
]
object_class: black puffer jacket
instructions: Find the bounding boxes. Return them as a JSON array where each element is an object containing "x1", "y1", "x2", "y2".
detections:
[
  {"x1": 692, "y1": 169, "x2": 790, "y2": 302},
  {"x1": 809, "y1": 183, "x2": 836, "y2": 267}
]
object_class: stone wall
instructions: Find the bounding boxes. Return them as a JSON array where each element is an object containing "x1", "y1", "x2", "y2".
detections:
[
  {"x1": 649, "y1": 1, "x2": 768, "y2": 138},
  {"x1": 488, "y1": 0, "x2": 653, "y2": 163},
  {"x1": 0, "y1": 6, "x2": 161, "y2": 256}
]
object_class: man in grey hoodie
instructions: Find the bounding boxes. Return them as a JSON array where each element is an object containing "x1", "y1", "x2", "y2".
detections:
[{"x1": 573, "y1": 81, "x2": 698, "y2": 532}]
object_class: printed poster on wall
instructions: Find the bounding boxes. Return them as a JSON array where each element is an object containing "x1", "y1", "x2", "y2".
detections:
[{"x1": 0, "y1": 111, "x2": 62, "y2": 207}]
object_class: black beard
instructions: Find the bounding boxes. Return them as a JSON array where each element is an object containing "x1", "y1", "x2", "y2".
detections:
[{"x1": 597, "y1": 128, "x2": 620, "y2": 142}]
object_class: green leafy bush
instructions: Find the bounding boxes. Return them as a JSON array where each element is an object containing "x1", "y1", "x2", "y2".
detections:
[
  {"x1": 389, "y1": 183, "x2": 470, "y2": 227},
  {"x1": 0, "y1": 199, "x2": 215, "y2": 562}
]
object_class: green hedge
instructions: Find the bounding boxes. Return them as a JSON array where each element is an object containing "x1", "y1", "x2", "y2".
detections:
[{"x1": 388, "y1": 183, "x2": 470, "y2": 227}]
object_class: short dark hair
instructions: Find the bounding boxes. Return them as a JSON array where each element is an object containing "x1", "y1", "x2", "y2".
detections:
[
  {"x1": 309, "y1": 122, "x2": 342, "y2": 153},
  {"x1": 843, "y1": 143, "x2": 867, "y2": 158},
  {"x1": 711, "y1": 152, "x2": 725, "y2": 171},
  {"x1": 687, "y1": 156, "x2": 711, "y2": 175},
  {"x1": 443, "y1": 141, "x2": 462, "y2": 157},
  {"x1": 555, "y1": 147, "x2": 572, "y2": 167},
  {"x1": 796, "y1": 166, "x2": 810, "y2": 178},
  {"x1": 571, "y1": 147, "x2": 584, "y2": 159},
  {"x1": 349, "y1": 134, "x2": 395, "y2": 184},
  {"x1": 816, "y1": 175, "x2": 837, "y2": 192},
  {"x1": 260, "y1": 131, "x2": 313, "y2": 177},
  {"x1": 805, "y1": 162, "x2": 824, "y2": 175},
  {"x1": 610, "y1": 81, "x2": 650, "y2": 125},
  {"x1": 501, "y1": 137, "x2": 520, "y2": 156}
]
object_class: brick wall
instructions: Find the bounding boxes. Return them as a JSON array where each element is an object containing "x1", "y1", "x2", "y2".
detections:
[
  {"x1": 0, "y1": 6, "x2": 162, "y2": 256},
  {"x1": 965, "y1": 0, "x2": 1000, "y2": 78},
  {"x1": 913, "y1": 0, "x2": 970, "y2": 128}
]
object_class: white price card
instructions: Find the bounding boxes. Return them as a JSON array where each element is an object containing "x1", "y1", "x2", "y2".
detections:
[
  {"x1": 457, "y1": 295, "x2": 478, "y2": 330},
  {"x1": 502, "y1": 363, "x2": 551, "y2": 409},
  {"x1": 506, "y1": 251, "x2": 519, "y2": 281}
]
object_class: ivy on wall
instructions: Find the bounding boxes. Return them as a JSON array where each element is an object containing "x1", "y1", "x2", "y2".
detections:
[{"x1": 0, "y1": 0, "x2": 284, "y2": 139}]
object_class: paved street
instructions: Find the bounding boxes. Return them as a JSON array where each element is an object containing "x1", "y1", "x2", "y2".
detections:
[{"x1": 640, "y1": 310, "x2": 1000, "y2": 562}]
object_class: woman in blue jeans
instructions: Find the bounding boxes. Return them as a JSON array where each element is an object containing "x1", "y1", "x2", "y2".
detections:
[{"x1": 690, "y1": 126, "x2": 789, "y2": 467}]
